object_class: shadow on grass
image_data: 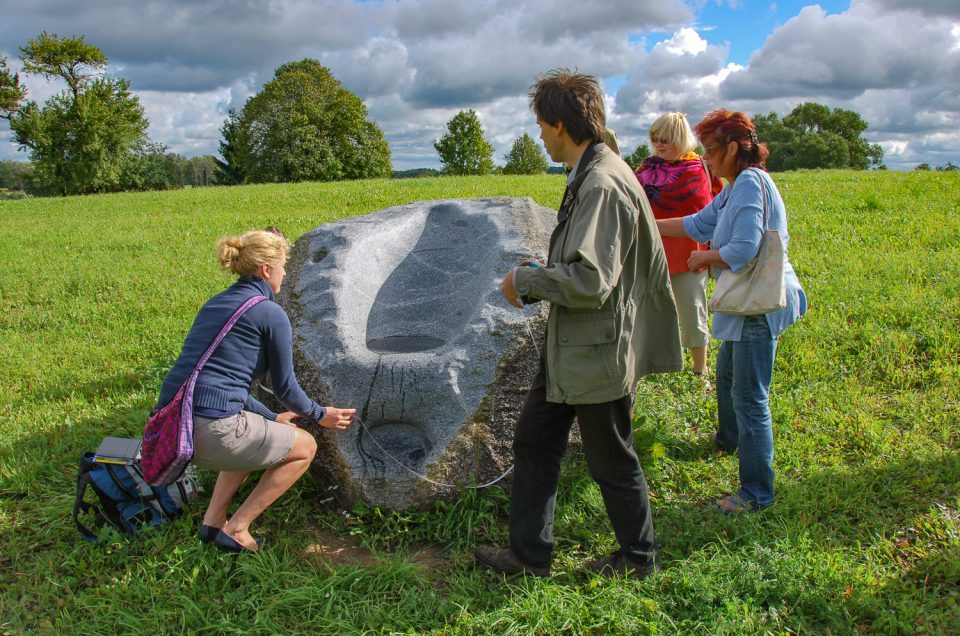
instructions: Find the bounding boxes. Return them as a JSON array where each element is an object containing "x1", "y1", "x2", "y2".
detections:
[
  {"x1": 9, "y1": 355, "x2": 171, "y2": 412},
  {"x1": 650, "y1": 445, "x2": 959, "y2": 557},
  {"x1": 639, "y1": 444, "x2": 960, "y2": 630},
  {"x1": 0, "y1": 393, "x2": 518, "y2": 633},
  {"x1": 3, "y1": 370, "x2": 958, "y2": 633},
  {"x1": 0, "y1": 358, "x2": 173, "y2": 502}
]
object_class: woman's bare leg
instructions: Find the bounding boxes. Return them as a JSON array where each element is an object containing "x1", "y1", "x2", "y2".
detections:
[
  {"x1": 203, "y1": 470, "x2": 251, "y2": 529},
  {"x1": 691, "y1": 344, "x2": 709, "y2": 376},
  {"x1": 220, "y1": 429, "x2": 317, "y2": 549}
]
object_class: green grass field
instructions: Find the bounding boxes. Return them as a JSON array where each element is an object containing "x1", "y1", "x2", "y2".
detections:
[{"x1": 1, "y1": 170, "x2": 958, "y2": 634}]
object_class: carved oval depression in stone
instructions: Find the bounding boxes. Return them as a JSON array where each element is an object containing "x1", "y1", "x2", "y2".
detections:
[
  {"x1": 360, "y1": 421, "x2": 432, "y2": 472},
  {"x1": 365, "y1": 202, "x2": 498, "y2": 355},
  {"x1": 366, "y1": 335, "x2": 447, "y2": 354}
]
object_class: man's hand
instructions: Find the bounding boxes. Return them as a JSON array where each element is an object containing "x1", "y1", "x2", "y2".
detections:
[
  {"x1": 502, "y1": 268, "x2": 524, "y2": 308},
  {"x1": 320, "y1": 407, "x2": 357, "y2": 431}
]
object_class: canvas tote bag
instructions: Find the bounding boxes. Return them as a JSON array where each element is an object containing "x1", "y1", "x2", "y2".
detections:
[{"x1": 708, "y1": 170, "x2": 786, "y2": 316}]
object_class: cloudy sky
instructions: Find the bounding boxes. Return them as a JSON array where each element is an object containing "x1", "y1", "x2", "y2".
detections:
[{"x1": 1, "y1": 0, "x2": 958, "y2": 171}]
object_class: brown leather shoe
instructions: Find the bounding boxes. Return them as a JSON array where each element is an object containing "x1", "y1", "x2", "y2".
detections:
[
  {"x1": 585, "y1": 552, "x2": 658, "y2": 580},
  {"x1": 475, "y1": 545, "x2": 550, "y2": 577}
]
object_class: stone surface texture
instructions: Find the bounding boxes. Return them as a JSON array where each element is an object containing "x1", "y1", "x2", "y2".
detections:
[{"x1": 273, "y1": 197, "x2": 555, "y2": 510}]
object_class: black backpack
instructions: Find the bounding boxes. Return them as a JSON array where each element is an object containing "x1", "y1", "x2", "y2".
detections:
[{"x1": 73, "y1": 452, "x2": 201, "y2": 541}]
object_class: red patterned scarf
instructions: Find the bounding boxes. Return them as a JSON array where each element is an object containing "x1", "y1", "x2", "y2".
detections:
[{"x1": 635, "y1": 153, "x2": 713, "y2": 217}]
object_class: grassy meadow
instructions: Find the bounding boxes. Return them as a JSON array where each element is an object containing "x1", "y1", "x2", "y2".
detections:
[{"x1": 1, "y1": 170, "x2": 958, "y2": 634}]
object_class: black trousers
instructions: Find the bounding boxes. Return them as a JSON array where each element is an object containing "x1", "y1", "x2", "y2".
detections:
[{"x1": 508, "y1": 357, "x2": 658, "y2": 568}]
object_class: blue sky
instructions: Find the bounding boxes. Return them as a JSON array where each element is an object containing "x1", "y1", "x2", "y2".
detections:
[
  {"x1": 699, "y1": 0, "x2": 852, "y2": 65},
  {"x1": 1, "y1": 0, "x2": 957, "y2": 170}
]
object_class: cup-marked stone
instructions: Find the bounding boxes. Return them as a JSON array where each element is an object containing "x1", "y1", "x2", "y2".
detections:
[{"x1": 272, "y1": 197, "x2": 554, "y2": 510}]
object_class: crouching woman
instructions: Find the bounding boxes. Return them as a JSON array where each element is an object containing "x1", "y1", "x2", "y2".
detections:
[{"x1": 154, "y1": 229, "x2": 355, "y2": 551}]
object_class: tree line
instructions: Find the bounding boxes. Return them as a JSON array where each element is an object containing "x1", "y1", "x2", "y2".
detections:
[
  {"x1": 0, "y1": 155, "x2": 217, "y2": 195},
  {"x1": 0, "y1": 32, "x2": 918, "y2": 198},
  {"x1": 1, "y1": 34, "x2": 392, "y2": 196},
  {"x1": 431, "y1": 103, "x2": 892, "y2": 176},
  {"x1": 433, "y1": 109, "x2": 549, "y2": 176},
  {"x1": 914, "y1": 162, "x2": 958, "y2": 172},
  {"x1": 619, "y1": 104, "x2": 886, "y2": 171}
]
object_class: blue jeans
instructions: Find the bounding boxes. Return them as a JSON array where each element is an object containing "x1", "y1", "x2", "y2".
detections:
[{"x1": 714, "y1": 315, "x2": 779, "y2": 508}]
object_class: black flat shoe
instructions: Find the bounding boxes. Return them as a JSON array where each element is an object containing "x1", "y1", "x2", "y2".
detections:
[
  {"x1": 198, "y1": 525, "x2": 220, "y2": 544},
  {"x1": 214, "y1": 530, "x2": 267, "y2": 553}
]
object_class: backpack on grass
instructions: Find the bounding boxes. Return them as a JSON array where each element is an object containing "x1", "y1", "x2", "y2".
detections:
[{"x1": 73, "y1": 451, "x2": 201, "y2": 541}]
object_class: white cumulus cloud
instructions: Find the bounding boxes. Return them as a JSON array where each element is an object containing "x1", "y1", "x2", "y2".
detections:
[{"x1": 0, "y1": 0, "x2": 957, "y2": 169}]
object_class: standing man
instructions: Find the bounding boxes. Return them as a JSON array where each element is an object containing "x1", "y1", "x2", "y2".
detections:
[{"x1": 475, "y1": 70, "x2": 682, "y2": 578}]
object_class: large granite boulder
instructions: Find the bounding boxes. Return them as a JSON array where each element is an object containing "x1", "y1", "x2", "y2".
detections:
[{"x1": 275, "y1": 197, "x2": 555, "y2": 510}]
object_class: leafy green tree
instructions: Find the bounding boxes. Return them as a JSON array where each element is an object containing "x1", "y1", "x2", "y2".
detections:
[
  {"x1": 183, "y1": 155, "x2": 217, "y2": 186},
  {"x1": 0, "y1": 57, "x2": 27, "y2": 115},
  {"x1": 434, "y1": 109, "x2": 494, "y2": 175},
  {"x1": 751, "y1": 112, "x2": 796, "y2": 172},
  {"x1": 789, "y1": 131, "x2": 850, "y2": 170},
  {"x1": 20, "y1": 32, "x2": 106, "y2": 99},
  {"x1": 1, "y1": 33, "x2": 151, "y2": 196},
  {"x1": 0, "y1": 160, "x2": 33, "y2": 191},
  {"x1": 118, "y1": 143, "x2": 185, "y2": 191},
  {"x1": 754, "y1": 103, "x2": 884, "y2": 171},
  {"x1": 623, "y1": 144, "x2": 650, "y2": 170},
  {"x1": 217, "y1": 60, "x2": 391, "y2": 185},
  {"x1": 502, "y1": 133, "x2": 548, "y2": 174}
]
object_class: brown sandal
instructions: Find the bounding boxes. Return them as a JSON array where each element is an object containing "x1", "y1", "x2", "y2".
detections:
[{"x1": 715, "y1": 493, "x2": 758, "y2": 514}]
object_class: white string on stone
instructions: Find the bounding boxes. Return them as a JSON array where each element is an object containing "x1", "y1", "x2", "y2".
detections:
[
  {"x1": 523, "y1": 305, "x2": 541, "y2": 359},
  {"x1": 355, "y1": 412, "x2": 514, "y2": 490},
  {"x1": 258, "y1": 380, "x2": 513, "y2": 490}
]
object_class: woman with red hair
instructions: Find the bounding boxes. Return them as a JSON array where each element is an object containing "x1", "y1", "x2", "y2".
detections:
[{"x1": 657, "y1": 110, "x2": 806, "y2": 513}]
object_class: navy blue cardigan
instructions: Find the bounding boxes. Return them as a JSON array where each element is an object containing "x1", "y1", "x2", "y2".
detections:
[{"x1": 156, "y1": 277, "x2": 326, "y2": 424}]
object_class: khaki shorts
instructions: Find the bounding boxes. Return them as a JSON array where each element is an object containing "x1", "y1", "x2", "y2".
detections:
[
  {"x1": 670, "y1": 270, "x2": 710, "y2": 349},
  {"x1": 193, "y1": 410, "x2": 296, "y2": 472}
]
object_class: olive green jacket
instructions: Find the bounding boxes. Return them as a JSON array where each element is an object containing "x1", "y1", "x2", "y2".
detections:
[{"x1": 514, "y1": 146, "x2": 682, "y2": 404}]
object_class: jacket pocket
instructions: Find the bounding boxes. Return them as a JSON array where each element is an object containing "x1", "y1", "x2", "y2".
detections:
[
  {"x1": 555, "y1": 312, "x2": 618, "y2": 391},
  {"x1": 556, "y1": 313, "x2": 616, "y2": 345}
]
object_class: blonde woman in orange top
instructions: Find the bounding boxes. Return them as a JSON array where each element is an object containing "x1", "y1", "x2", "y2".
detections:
[{"x1": 636, "y1": 112, "x2": 722, "y2": 380}]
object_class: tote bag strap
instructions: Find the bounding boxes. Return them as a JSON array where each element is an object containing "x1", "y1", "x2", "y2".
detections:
[
  {"x1": 750, "y1": 167, "x2": 770, "y2": 231},
  {"x1": 183, "y1": 294, "x2": 267, "y2": 395}
]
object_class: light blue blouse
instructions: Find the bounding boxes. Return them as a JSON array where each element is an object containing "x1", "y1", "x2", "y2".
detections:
[{"x1": 682, "y1": 168, "x2": 807, "y2": 342}]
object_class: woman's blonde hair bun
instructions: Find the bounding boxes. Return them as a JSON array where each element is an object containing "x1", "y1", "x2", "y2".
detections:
[{"x1": 216, "y1": 230, "x2": 289, "y2": 277}]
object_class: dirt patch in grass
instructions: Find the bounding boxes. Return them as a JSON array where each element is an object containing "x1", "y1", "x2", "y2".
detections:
[{"x1": 304, "y1": 525, "x2": 445, "y2": 571}]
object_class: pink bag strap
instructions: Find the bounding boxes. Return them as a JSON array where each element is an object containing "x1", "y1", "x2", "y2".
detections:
[{"x1": 183, "y1": 295, "x2": 267, "y2": 395}]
